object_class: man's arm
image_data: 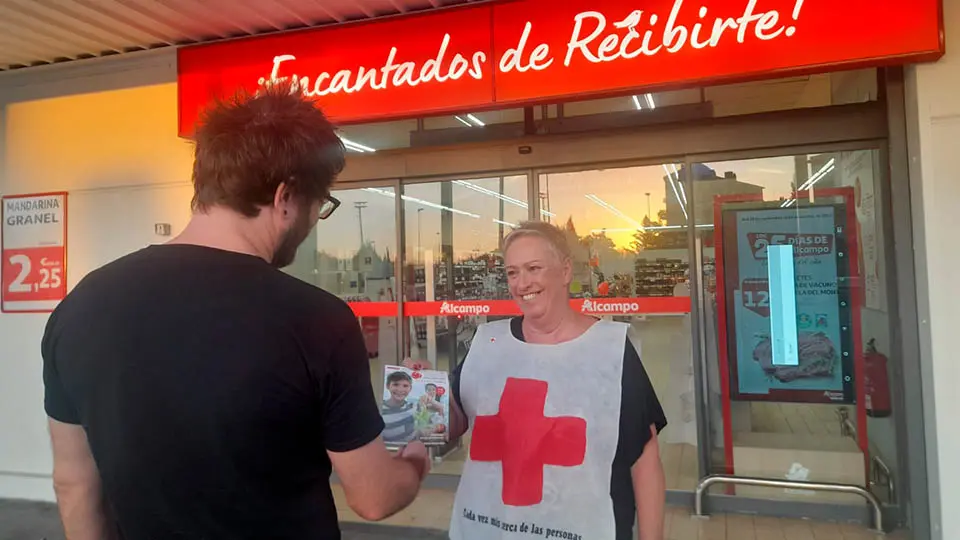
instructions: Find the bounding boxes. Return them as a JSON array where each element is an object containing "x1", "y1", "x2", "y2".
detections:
[
  {"x1": 321, "y1": 315, "x2": 429, "y2": 521},
  {"x1": 632, "y1": 425, "x2": 666, "y2": 540},
  {"x1": 328, "y1": 437, "x2": 429, "y2": 521},
  {"x1": 48, "y1": 418, "x2": 109, "y2": 540}
]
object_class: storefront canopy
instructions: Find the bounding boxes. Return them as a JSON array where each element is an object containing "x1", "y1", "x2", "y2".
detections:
[{"x1": 0, "y1": 0, "x2": 470, "y2": 72}]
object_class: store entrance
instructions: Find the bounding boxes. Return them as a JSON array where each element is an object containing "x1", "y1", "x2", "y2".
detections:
[
  {"x1": 305, "y1": 104, "x2": 910, "y2": 527},
  {"x1": 533, "y1": 164, "x2": 699, "y2": 491}
]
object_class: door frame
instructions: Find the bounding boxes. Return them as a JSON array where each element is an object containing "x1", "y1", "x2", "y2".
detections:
[
  {"x1": 526, "y1": 140, "x2": 893, "y2": 527},
  {"x1": 394, "y1": 171, "x2": 534, "y2": 364},
  {"x1": 677, "y1": 141, "x2": 896, "y2": 527},
  {"x1": 329, "y1": 99, "x2": 925, "y2": 530}
]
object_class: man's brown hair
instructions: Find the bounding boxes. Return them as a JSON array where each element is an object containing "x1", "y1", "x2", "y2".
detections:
[{"x1": 191, "y1": 82, "x2": 346, "y2": 217}]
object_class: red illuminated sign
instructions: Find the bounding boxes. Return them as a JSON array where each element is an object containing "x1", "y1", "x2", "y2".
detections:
[
  {"x1": 347, "y1": 297, "x2": 691, "y2": 318},
  {"x1": 178, "y1": 0, "x2": 943, "y2": 137}
]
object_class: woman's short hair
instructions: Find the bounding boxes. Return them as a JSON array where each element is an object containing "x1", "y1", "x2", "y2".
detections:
[{"x1": 502, "y1": 221, "x2": 572, "y2": 262}]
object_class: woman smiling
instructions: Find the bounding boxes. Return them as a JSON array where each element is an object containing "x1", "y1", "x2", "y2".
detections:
[{"x1": 445, "y1": 220, "x2": 668, "y2": 540}]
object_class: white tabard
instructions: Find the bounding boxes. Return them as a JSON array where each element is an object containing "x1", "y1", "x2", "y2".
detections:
[{"x1": 449, "y1": 319, "x2": 627, "y2": 540}]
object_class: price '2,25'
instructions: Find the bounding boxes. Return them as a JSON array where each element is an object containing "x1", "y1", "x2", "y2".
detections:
[{"x1": 6, "y1": 254, "x2": 62, "y2": 293}]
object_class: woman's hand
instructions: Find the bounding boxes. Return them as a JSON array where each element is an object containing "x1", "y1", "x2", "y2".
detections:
[{"x1": 402, "y1": 358, "x2": 433, "y2": 370}]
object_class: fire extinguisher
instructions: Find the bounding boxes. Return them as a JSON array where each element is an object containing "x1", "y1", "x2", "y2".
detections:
[{"x1": 863, "y1": 338, "x2": 892, "y2": 418}]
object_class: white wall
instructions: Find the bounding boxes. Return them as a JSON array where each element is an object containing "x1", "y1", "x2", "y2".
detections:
[
  {"x1": 0, "y1": 50, "x2": 187, "y2": 500},
  {"x1": 905, "y1": 0, "x2": 960, "y2": 538}
]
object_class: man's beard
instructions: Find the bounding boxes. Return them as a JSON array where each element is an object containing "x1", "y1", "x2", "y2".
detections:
[{"x1": 271, "y1": 210, "x2": 313, "y2": 268}]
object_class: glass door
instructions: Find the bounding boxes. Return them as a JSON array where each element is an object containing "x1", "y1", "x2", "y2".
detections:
[
  {"x1": 691, "y1": 148, "x2": 903, "y2": 506},
  {"x1": 536, "y1": 163, "x2": 697, "y2": 491},
  {"x1": 286, "y1": 181, "x2": 401, "y2": 395},
  {"x1": 400, "y1": 174, "x2": 531, "y2": 474}
]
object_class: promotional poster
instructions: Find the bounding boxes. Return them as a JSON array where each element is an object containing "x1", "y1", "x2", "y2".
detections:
[
  {"x1": 1, "y1": 192, "x2": 68, "y2": 313},
  {"x1": 381, "y1": 365, "x2": 450, "y2": 446},
  {"x1": 723, "y1": 204, "x2": 855, "y2": 403}
]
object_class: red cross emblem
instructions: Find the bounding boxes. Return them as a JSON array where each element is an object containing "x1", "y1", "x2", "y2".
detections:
[{"x1": 469, "y1": 377, "x2": 587, "y2": 506}]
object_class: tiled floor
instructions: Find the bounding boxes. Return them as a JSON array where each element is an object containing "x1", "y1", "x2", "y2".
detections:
[
  {"x1": 331, "y1": 487, "x2": 907, "y2": 540},
  {"x1": 0, "y1": 496, "x2": 905, "y2": 540}
]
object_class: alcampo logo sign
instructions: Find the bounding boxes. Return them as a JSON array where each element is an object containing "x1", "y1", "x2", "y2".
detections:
[
  {"x1": 581, "y1": 298, "x2": 642, "y2": 314},
  {"x1": 439, "y1": 301, "x2": 492, "y2": 315}
]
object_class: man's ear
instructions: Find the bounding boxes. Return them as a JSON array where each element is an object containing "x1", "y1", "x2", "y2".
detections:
[{"x1": 273, "y1": 182, "x2": 294, "y2": 218}]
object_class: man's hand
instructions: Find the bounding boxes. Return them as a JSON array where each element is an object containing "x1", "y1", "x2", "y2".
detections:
[
  {"x1": 329, "y1": 436, "x2": 426, "y2": 522},
  {"x1": 397, "y1": 441, "x2": 431, "y2": 480}
]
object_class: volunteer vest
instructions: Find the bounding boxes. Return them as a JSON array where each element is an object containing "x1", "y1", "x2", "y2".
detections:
[{"x1": 450, "y1": 318, "x2": 628, "y2": 540}]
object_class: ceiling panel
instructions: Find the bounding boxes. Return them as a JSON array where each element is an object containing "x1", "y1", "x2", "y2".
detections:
[{"x1": 0, "y1": 0, "x2": 478, "y2": 72}]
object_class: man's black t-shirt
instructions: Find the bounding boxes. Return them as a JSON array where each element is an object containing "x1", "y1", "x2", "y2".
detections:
[
  {"x1": 451, "y1": 317, "x2": 667, "y2": 540},
  {"x1": 42, "y1": 244, "x2": 385, "y2": 540}
]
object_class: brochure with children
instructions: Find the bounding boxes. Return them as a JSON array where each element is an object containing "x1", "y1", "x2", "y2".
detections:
[{"x1": 380, "y1": 365, "x2": 450, "y2": 447}]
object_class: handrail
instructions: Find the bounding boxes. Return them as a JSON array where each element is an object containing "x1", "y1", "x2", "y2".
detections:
[
  {"x1": 836, "y1": 407, "x2": 857, "y2": 438},
  {"x1": 835, "y1": 407, "x2": 896, "y2": 503},
  {"x1": 873, "y1": 455, "x2": 896, "y2": 505},
  {"x1": 694, "y1": 474, "x2": 884, "y2": 533}
]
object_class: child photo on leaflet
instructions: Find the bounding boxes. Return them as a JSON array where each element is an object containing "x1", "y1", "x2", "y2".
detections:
[{"x1": 381, "y1": 370, "x2": 443, "y2": 444}]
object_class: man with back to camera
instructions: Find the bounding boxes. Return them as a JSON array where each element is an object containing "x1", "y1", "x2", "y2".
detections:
[{"x1": 40, "y1": 82, "x2": 430, "y2": 540}]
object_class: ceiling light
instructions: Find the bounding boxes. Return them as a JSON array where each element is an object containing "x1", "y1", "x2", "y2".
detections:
[
  {"x1": 453, "y1": 179, "x2": 556, "y2": 218},
  {"x1": 632, "y1": 94, "x2": 656, "y2": 110},
  {"x1": 466, "y1": 114, "x2": 485, "y2": 127},
  {"x1": 797, "y1": 159, "x2": 836, "y2": 191},
  {"x1": 362, "y1": 187, "x2": 480, "y2": 219},
  {"x1": 783, "y1": 159, "x2": 838, "y2": 207},
  {"x1": 662, "y1": 165, "x2": 688, "y2": 221},
  {"x1": 340, "y1": 136, "x2": 376, "y2": 153},
  {"x1": 454, "y1": 115, "x2": 473, "y2": 127},
  {"x1": 590, "y1": 224, "x2": 714, "y2": 234},
  {"x1": 585, "y1": 194, "x2": 644, "y2": 230}
]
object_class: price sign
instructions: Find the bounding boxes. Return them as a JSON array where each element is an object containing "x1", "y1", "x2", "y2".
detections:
[
  {"x1": 741, "y1": 278, "x2": 771, "y2": 317},
  {"x1": 2, "y1": 192, "x2": 68, "y2": 313}
]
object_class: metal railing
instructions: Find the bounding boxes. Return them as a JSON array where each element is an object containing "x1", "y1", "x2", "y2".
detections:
[
  {"x1": 872, "y1": 455, "x2": 896, "y2": 505},
  {"x1": 836, "y1": 407, "x2": 858, "y2": 438},
  {"x1": 694, "y1": 474, "x2": 885, "y2": 533},
  {"x1": 835, "y1": 407, "x2": 897, "y2": 503}
]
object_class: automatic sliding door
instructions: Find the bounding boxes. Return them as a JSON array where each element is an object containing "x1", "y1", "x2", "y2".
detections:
[
  {"x1": 537, "y1": 164, "x2": 697, "y2": 491},
  {"x1": 401, "y1": 174, "x2": 530, "y2": 474},
  {"x1": 286, "y1": 183, "x2": 401, "y2": 395},
  {"x1": 693, "y1": 149, "x2": 902, "y2": 506}
]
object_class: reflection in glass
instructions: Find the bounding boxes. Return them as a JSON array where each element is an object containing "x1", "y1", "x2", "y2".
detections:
[
  {"x1": 540, "y1": 165, "x2": 697, "y2": 491},
  {"x1": 402, "y1": 176, "x2": 529, "y2": 368},
  {"x1": 400, "y1": 175, "x2": 529, "y2": 474},
  {"x1": 695, "y1": 150, "x2": 899, "y2": 505},
  {"x1": 286, "y1": 185, "x2": 399, "y2": 392}
]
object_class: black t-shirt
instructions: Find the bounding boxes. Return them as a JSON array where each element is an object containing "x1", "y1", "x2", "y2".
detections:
[
  {"x1": 41, "y1": 244, "x2": 384, "y2": 540},
  {"x1": 451, "y1": 317, "x2": 667, "y2": 540}
]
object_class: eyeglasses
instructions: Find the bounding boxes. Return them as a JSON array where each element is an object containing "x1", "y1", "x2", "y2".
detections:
[{"x1": 318, "y1": 195, "x2": 341, "y2": 220}]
